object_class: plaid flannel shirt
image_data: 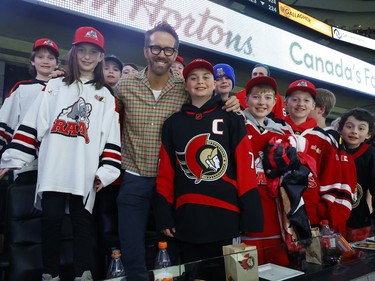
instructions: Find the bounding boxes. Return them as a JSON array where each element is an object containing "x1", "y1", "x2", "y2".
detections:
[{"x1": 115, "y1": 68, "x2": 187, "y2": 177}]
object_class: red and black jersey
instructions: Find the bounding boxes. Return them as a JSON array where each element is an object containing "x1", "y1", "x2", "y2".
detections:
[
  {"x1": 155, "y1": 95, "x2": 264, "y2": 244},
  {"x1": 285, "y1": 117, "x2": 354, "y2": 230},
  {"x1": 347, "y1": 143, "x2": 375, "y2": 229},
  {"x1": 243, "y1": 114, "x2": 290, "y2": 239}
]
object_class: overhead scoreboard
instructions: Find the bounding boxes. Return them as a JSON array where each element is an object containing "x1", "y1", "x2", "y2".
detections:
[{"x1": 242, "y1": 0, "x2": 279, "y2": 13}]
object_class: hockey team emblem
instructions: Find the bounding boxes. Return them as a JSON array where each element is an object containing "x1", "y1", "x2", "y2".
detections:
[
  {"x1": 85, "y1": 30, "x2": 99, "y2": 41},
  {"x1": 176, "y1": 133, "x2": 228, "y2": 184},
  {"x1": 352, "y1": 183, "x2": 362, "y2": 208},
  {"x1": 50, "y1": 97, "x2": 92, "y2": 143}
]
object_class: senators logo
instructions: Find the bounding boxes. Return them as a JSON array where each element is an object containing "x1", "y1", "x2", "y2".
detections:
[
  {"x1": 176, "y1": 133, "x2": 228, "y2": 184},
  {"x1": 50, "y1": 97, "x2": 92, "y2": 143},
  {"x1": 352, "y1": 183, "x2": 362, "y2": 208}
]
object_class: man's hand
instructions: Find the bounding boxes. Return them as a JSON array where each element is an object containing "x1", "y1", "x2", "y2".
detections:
[
  {"x1": 48, "y1": 68, "x2": 66, "y2": 79},
  {"x1": 162, "y1": 227, "x2": 176, "y2": 238},
  {"x1": 223, "y1": 95, "x2": 241, "y2": 112},
  {"x1": 0, "y1": 168, "x2": 9, "y2": 180},
  {"x1": 94, "y1": 176, "x2": 104, "y2": 192}
]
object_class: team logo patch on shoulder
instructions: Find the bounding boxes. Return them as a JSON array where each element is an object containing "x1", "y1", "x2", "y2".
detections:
[
  {"x1": 176, "y1": 133, "x2": 228, "y2": 184},
  {"x1": 95, "y1": 95, "x2": 106, "y2": 102}
]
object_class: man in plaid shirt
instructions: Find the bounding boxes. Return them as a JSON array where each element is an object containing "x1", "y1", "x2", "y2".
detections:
[{"x1": 115, "y1": 22, "x2": 239, "y2": 281}]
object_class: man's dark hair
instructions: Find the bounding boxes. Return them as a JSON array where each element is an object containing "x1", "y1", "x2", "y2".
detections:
[
  {"x1": 144, "y1": 22, "x2": 179, "y2": 50},
  {"x1": 338, "y1": 108, "x2": 375, "y2": 136},
  {"x1": 253, "y1": 63, "x2": 270, "y2": 76}
]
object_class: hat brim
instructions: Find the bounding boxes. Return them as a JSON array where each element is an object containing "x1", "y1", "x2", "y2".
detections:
[
  {"x1": 183, "y1": 60, "x2": 214, "y2": 79},
  {"x1": 35, "y1": 45, "x2": 60, "y2": 57},
  {"x1": 72, "y1": 40, "x2": 105, "y2": 53},
  {"x1": 286, "y1": 86, "x2": 316, "y2": 99},
  {"x1": 245, "y1": 76, "x2": 277, "y2": 94},
  {"x1": 105, "y1": 57, "x2": 123, "y2": 70}
]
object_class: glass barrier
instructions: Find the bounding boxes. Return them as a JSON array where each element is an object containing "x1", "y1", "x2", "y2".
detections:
[{"x1": 103, "y1": 235, "x2": 375, "y2": 281}]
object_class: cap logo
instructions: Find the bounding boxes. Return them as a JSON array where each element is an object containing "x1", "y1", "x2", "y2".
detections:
[
  {"x1": 42, "y1": 40, "x2": 54, "y2": 47},
  {"x1": 216, "y1": 68, "x2": 225, "y2": 77},
  {"x1": 297, "y1": 81, "x2": 308, "y2": 87},
  {"x1": 84, "y1": 30, "x2": 99, "y2": 41}
]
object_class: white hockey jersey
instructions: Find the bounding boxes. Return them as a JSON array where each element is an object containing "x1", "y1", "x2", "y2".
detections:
[
  {"x1": 0, "y1": 79, "x2": 47, "y2": 175},
  {"x1": 1, "y1": 77, "x2": 121, "y2": 212}
]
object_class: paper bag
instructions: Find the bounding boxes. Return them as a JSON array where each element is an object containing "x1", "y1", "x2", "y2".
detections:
[
  {"x1": 305, "y1": 227, "x2": 322, "y2": 265},
  {"x1": 222, "y1": 243, "x2": 258, "y2": 281}
]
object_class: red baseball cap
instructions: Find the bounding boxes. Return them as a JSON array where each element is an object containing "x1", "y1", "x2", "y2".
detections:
[
  {"x1": 183, "y1": 58, "x2": 213, "y2": 80},
  {"x1": 33, "y1": 38, "x2": 59, "y2": 57},
  {"x1": 72, "y1": 26, "x2": 105, "y2": 53},
  {"x1": 286, "y1": 79, "x2": 316, "y2": 99},
  {"x1": 175, "y1": 56, "x2": 185, "y2": 66},
  {"x1": 245, "y1": 76, "x2": 277, "y2": 95}
]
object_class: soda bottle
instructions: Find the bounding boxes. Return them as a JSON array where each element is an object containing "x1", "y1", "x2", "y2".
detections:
[
  {"x1": 106, "y1": 248, "x2": 126, "y2": 278},
  {"x1": 320, "y1": 220, "x2": 341, "y2": 266},
  {"x1": 154, "y1": 241, "x2": 173, "y2": 281}
]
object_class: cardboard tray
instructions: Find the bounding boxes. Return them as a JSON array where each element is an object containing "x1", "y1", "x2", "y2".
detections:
[{"x1": 258, "y1": 263, "x2": 304, "y2": 281}]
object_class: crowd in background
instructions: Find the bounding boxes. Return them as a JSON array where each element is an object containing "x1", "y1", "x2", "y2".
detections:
[{"x1": 0, "y1": 21, "x2": 374, "y2": 281}]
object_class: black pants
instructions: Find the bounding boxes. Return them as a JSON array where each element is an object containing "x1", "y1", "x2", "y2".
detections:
[
  {"x1": 41, "y1": 191, "x2": 95, "y2": 277},
  {"x1": 179, "y1": 239, "x2": 232, "y2": 281}
]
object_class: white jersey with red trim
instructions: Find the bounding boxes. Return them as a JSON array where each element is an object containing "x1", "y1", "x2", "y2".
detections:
[
  {"x1": 1, "y1": 77, "x2": 121, "y2": 212},
  {"x1": 0, "y1": 79, "x2": 47, "y2": 175}
]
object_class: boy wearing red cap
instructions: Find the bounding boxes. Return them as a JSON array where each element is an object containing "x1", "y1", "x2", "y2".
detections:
[
  {"x1": 241, "y1": 75, "x2": 292, "y2": 266},
  {"x1": 284, "y1": 80, "x2": 354, "y2": 234},
  {"x1": 154, "y1": 59, "x2": 263, "y2": 281},
  {"x1": 236, "y1": 63, "x2": 286, "y2": 119},
  {"x1": 0, "y1": 27, "x2": 121, "y2": 281},
  {"x1": 170, "y1": 55, "x2": 184, "y2": 79},
  {"x1": 0, "y1": 38, "x2": 60, "y2": 183}
]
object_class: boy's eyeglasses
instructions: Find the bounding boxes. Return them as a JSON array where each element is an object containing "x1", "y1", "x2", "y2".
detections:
[{"x1": 147, "y1": 45, "x2": 176, "y2": 56}]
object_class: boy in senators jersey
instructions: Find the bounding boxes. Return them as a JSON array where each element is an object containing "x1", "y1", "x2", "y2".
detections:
[
  {"x1": 338, "y1": 108, "x2": 375, "y2": 242},
  {"x1": 154, "y1": 59, "x2": 263, "y2": 281}
]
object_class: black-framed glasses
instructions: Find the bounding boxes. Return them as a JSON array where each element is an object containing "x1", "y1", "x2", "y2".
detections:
[{"x1": 147, "y1": 45, "x2": 176, "y2": 56}]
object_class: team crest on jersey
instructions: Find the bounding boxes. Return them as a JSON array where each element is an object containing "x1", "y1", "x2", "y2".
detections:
[
  {"x1": 352, "y1": 183, "x2": 362, "y2": 208},
  {"x1": 307, "y1": 174, "x2": 318, "y2": 189},
  {"x1": 176, "y1": 133, "x2": 228, "y2": 184},
  {"x1": 255, "y1": 153, "x2": 267, "y2": 186},
  {"x1": 50, "y1": 97, "x2": 92, "y2": 143}
]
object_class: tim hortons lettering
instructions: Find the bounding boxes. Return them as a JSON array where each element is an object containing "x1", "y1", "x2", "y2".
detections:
[{"x1": 84, "y1": 0, "x2": 253, "y2": 55}]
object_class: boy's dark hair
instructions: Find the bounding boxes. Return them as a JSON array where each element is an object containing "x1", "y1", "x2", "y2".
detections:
[
  {"x1": 315, "y1": 88, "x2": 336, "y2": 117},
  {"x1": 63, "y1": 45, "x2": 105, "y2": 90},
  {"x1": 253, "y1": 63, "x2": 270, "y2": 76},
  {"x1": 338, "y1": 108, "x2": 375, "y2": 136},
  {"x1": 29, "y1": 48, "x2": 59, "y2": 77},
  {"x1": 144, "y1": 22, "x2": 179, "y2": 50},
  {"x1": 123, "y1": 63, "x2": 139, "y2": 71}
]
